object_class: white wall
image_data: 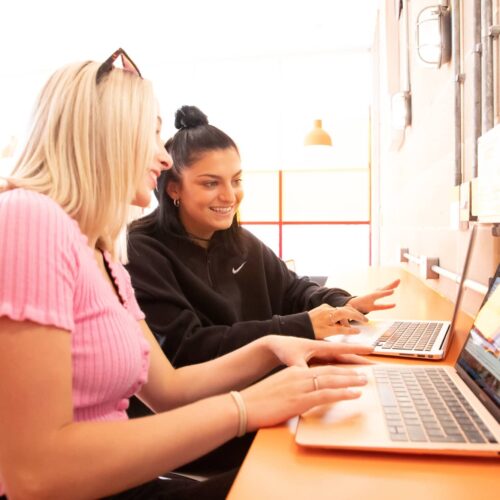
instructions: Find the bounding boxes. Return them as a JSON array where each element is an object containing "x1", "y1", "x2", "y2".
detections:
[{"x1": 373, "y1": 0, "x2": 500, "y2": 302}]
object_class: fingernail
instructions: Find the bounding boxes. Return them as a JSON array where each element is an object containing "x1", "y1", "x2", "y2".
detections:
[{"x1": 357, "y1": 375, "x2": 368, "y2": 383}]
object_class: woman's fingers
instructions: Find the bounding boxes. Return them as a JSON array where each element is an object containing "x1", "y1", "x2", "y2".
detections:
[
  {"x1": 343, "y1": 305, "x2": 368, "y2": 322},
  {"x1": 374, "y1": 288, "x2": 396, "y2": 299},
  {"x1": 328, "y1": 325, "x2": 360, "y2": 335},
  {"x1": 299, "y1": 365, "x2": 368, "y2": 394},
  {"x1": 310, "y1": 303, "x2": 370, "y2": 339},
  {"x1": 303, "y1": 369, "x2": 368, "y2": 402},
  {"x1": 242, "y1": 364, "x2": 370, "y2": 431},
  {"x1": 372, "y1": 302, "x2": 396, "y2": 310},
  {"x1": 331, "y1": 353, "x2": 376, "y2": 365},
  {"x1": 329, "y1": 306, "x2": 367, "y2": 325},
  {"x1": 378, "y1": 279, "x2": 400, "y2": 291},
  {"x1": 311, "y1": 387, "x2": 365, "y2": 405},
  {"x1": 310, "y1": 373, "x2": 368, "y2": 391},
  {"x1": 369, "y1": 288, "x2": 397, "y2": 310},
  {"x1": 309, "y1": 364, "x2": 365, "y2": 376},
  {"x1": 313, "y1": 341, "x2": 374, "y2": 356}
]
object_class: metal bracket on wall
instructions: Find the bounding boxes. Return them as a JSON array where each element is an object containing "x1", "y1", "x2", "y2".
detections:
[
  {"x1": 401, "y1": 250, "x2": 438, "y2": 279},
  {"x1": 399, "y1": 248, "x2": 488, "y2": 294},
  {"x1": 401, "y1": 250, "x2": 421, "y2": 266},
  {"x1": 420, "y1": 256, "x2": 440, "y2": 280},
  {"x1": 400, "y1": 248, "x2": 409, "y2": 262}
]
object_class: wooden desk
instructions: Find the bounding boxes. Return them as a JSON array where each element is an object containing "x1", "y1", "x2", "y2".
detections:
[{"x1": 228, "y1": 267, "x2": 499, "y2": 500}]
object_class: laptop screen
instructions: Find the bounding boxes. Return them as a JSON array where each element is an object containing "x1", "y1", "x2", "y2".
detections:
[
  {"x1": 447, "y1": 226, "x2": 477, "y2": 334},
  {"x1": 456, "y1": 264, "x2": 500, "y2": 423}
]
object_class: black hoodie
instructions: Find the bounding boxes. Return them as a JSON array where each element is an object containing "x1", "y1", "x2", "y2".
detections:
[{"x1": 126, "y1": 226, "x2": 353, "y2": 367}]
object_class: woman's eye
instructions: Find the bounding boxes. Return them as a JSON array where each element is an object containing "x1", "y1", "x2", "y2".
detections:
[
  {"x1": 204, "y1": 182, "x2": 217, "y2": 188},
  {"x1": 233, "y1": 178, "x2": 243, "y2": 186}
]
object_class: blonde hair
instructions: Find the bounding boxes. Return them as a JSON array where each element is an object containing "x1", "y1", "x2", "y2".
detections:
[{"x1": 7, "y1": 60, "x2": 157, "y2": 257}]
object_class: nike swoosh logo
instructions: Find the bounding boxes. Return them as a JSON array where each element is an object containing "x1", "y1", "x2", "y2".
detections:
[{"x1": 232, "y1": 261, "x2": 247, "y2": 274}]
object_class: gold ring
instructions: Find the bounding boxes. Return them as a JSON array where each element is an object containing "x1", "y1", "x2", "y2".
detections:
[{"x1": 312, "y1": 376, "x2": 319, "y2": 391}]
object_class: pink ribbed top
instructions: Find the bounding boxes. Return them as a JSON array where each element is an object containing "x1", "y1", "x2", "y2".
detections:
[{"x1": 0, "y1": 188, "x2": 150, "y2": 496}]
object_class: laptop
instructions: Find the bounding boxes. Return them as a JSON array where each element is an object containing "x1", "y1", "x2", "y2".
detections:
[
  {"x1": 325, "y1": 226, "x2": 478, "y2": 360},
  {"x1": 295, "y1": 263, "x2": 500, "y2": 457}
]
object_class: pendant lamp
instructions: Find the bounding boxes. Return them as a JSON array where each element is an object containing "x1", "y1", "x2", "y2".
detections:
[{"x1": 304, "y1": 119, "x2": 332, "y2": 146}]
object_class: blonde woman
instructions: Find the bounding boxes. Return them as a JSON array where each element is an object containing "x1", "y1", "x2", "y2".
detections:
[{"x1": 0, "y1": 49, "x2": 372, "y2": 500}]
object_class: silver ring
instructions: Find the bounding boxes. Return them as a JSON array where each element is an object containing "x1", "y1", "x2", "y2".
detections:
[{"x1": 312, "y1": 376, "x2": 319, "y2": 391}]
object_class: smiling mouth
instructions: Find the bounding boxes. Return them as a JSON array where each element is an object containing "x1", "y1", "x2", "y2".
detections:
[{"x1": 210, "y1": 207, "x2": 233, "y2": 214}]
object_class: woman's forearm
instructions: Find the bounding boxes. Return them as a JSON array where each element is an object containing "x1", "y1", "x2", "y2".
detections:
[
  {"x1": 8, "y1": 394, "x2": 238, "y2": 500},
  {"x1": 137, "y1": 325, "x2": 279, "y2": 412},
  {"x1": 165, "y1": 336, "x2": 279, "y2": 408}
]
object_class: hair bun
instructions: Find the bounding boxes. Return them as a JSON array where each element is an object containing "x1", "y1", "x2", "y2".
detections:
[{"x1": 174, "y1": 105, "x2": 209, "y2": 130}]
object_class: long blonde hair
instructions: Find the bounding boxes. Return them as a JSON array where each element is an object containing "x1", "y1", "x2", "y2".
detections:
[{"x1": 7, "y1": 60, "x2": 157, "y2": 257}]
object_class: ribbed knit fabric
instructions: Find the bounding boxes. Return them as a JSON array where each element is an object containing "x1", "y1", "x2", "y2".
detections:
[{"x1": 0, "y1": 189, "x2": 149, "y2": 497}]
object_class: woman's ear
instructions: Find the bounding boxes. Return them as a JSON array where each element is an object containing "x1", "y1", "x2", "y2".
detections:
[{"x1": 166, "y1": 181, "x2": 180, "y2": 201}]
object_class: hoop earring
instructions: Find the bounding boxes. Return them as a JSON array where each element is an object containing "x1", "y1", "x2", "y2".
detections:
[{"x1": 173, "y1": 198, "x2": 180, "y2": 208}]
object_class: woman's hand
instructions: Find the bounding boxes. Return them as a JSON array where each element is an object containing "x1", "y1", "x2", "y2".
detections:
[
  {"x1": 308, "y1": 303, "x2": 368, "y2": 339},
  {"x1": 241, "y1": 363, "x2": 369, "y2": 433},
  {"x1": 264, "y1": 334, "x2": 373, "y2": 368},
  {"x1": 346, "y1": 279, "x2": 400, "y2": 314}
]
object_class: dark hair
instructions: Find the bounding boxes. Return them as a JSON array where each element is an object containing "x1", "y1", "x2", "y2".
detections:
[{"x1": 129, "y1": 106, "x2": 243, "y2": 254}]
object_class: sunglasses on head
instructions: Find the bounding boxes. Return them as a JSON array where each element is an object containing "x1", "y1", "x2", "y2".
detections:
[{"x1": 96, "y1": 48, "x2": 142, "y2": 84}]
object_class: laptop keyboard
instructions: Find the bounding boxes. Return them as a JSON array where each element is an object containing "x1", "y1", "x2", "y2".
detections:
[
  {"x1": 376, "y1": 321, "x2": 442, "y2": 351},
  {"x1": 374, "y1": 367, "x2": 497, "y2": 444}
]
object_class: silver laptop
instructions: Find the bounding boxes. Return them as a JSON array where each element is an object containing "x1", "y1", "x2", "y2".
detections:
[
  {"x1": 326, "y1": 226, "x2": 477, "y2": 360},
  {"x1": 295, "y1": 263, "x2": 500, "y2": 457}
]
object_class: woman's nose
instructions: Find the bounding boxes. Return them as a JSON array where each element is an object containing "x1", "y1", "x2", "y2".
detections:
[
  {"x1": 160, "y1": 151, "x2": 173, "y2": 171},
  {"x1": 219, "y1": 184, "x2": 236, "y2": 202}
]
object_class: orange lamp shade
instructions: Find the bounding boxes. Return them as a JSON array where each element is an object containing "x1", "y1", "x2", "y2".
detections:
[{"x1": 304, "y1": 119, "x2": 332, "y2": 146}]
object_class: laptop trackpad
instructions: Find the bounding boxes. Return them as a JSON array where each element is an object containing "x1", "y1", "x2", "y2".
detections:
[
  {"x1": 325, "y1": 320, "x2": 394, "y2": 344},
  {"x1": 296, "y1": 366, "x2": 387, "y2": 449}
]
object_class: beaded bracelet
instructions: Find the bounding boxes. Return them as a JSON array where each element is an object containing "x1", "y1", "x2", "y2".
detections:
[{"x1": 229, "y1": 391, "x2": 247, "y2": 437}]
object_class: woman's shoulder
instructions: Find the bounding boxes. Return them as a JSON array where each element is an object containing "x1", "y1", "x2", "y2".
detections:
[
  {"x1": 238, "y1": 226, "x2": 263, "y2": 246},
  {"x1": 128, "y1": 222, "x2": 168, "y2": 248},
  {"x1": 0, "y1": 188, "x2": 84, "y2": 243},
  {"x1": 238, "y1": 227, "x2": 278, "y2": 256},
  {"x1": 128, "y1": 215, "x2": 192, "y2": 250},
  {"x1": 127, "y1": 223, "x2": 179, "y2": 264},
  {"x1": 1, "y1": 188, "x2": 69, "y2": 218}
]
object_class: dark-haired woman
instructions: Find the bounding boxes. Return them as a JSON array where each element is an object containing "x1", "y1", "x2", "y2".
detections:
[
  {"x1": 125, "y1": 105, "x2": 397, "y2": 474},
  {"x1": 127, "y1": 105, "x2": 398, "y2": 369}
]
